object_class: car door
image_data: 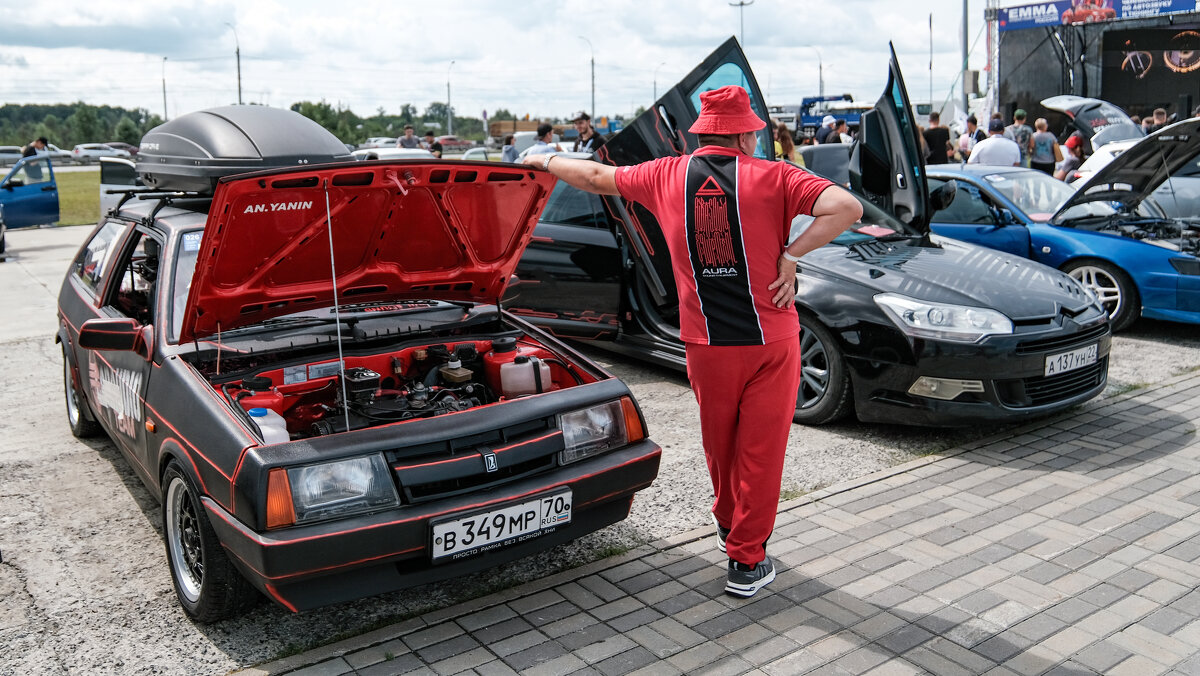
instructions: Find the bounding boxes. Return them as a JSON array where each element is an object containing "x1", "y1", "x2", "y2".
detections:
[
  {"x1": 928, "y1": 177, "x2": 1031, "y2": 256},
  {"x1": 508, "y1": 181, "x2": 622, "y2": 339},
  {"x1": 86, "y1": 229, "x2": 160, "y2": 465},
  {"x1": 599, "y1": 37, "x2": 773, "y2": 329},
  {"x1": 0, "y1": 156, "x2": 59, "y2": 228},
  {"x1": 851, "y1": 44, "x2": 929, "y2": 230}
]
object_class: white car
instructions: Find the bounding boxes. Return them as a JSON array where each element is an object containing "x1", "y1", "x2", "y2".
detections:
[
  {"x1": 0, "y1": 146, "x2": 23, "y2": 166},
  {"x1": 1073, "y1": 136, "x2": 1200, "y2": 219},
  {"x1": 71, "y1": 143, "x2": 131, "y2": 164},
  {"x1": 351, "y1": 147, "x2": 435, "y2": 161},
  {"x1": 358, "y1": 137, "x2": 397, "y2": 149},
  {"x1": 38, "y1": 143, "x2": 74, "y2": 163}
]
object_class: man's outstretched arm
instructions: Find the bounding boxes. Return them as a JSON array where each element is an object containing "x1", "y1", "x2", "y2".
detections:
[{"x1": 521, "y1": 154, "x2": 620, "y2": 195}]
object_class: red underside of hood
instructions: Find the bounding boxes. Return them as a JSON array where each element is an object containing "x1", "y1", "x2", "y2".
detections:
[{"x1": 178, "y1": 160, "x2": 556, "y2": 343}]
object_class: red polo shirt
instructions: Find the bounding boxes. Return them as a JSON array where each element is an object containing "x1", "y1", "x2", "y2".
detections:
[{"x1": 615, "y1": 145, "x2": 833, "y2": 346}]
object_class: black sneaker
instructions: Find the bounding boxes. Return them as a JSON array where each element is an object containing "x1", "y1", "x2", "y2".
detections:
[
  {"x1": 725, "y1": 555, "x2": 775, "y2": 598},
  {"x1": 712, "y1": 513, "x2": 730, "y2": 554}
]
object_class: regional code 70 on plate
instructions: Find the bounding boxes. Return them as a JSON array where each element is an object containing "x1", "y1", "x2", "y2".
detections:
[{"x1": 430, "y1": 488, "x2": 572, "y2": 562}]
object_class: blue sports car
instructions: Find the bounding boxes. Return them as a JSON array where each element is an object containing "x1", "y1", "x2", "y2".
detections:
[{"x1": 927, "y1": 118, "x2": 1200, "y2": 330}]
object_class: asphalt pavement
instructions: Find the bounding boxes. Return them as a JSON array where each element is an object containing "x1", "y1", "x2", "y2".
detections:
[{"x1": 239, "y1": 369, "x2": 1200, "y2": 676}]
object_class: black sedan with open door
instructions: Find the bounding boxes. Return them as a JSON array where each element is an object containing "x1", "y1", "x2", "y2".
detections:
[{"x1": 507, "y1": 38, "x2": 1111, "y2": 427}]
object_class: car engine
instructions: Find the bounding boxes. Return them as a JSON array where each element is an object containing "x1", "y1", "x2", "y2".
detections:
[
  {"x1": 1094, "y1": 217, "x2": 1200, "y2": 255},
  {"x1": 211, "y1": 337, "x2": 586, "y2": 441}
]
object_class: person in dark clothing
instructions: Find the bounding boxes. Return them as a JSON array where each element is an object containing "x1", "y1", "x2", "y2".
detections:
[
  {"x1": 922, "y1": 112, "x2": 950, "y2": 164},
  {"x1": 424, "y1": 131, "x2": 443, "y2": 158},
  {"x1": 814, "y1": 115, "x2": 836, "y2": 144},
  {"x1": 571, "y1": 111, "x2": 607, "y2": 153},
  {"x1": 21, "y1": 137, "x2": 47, "y2": 158}
]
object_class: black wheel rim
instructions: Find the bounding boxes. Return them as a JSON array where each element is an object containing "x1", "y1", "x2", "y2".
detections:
[{"x1": 798, "y1": 326, "x2": 829, "y2": 409}]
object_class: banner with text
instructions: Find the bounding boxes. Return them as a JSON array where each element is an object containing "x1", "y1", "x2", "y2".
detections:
[{"x1": 999, "y1": 0, "x2": 1197, "y2": 32}]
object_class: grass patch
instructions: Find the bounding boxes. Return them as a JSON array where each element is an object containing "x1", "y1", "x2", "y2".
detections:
[
  {"x1": 1171, "y1": 364, "x2": 1200, "y2": 377},
  {"x1": 55, "y1": 169, "x2": 100, "y2": 226},
  {"x1": 779, "y1": 486, "x2": 812, "y2": 502},
  {"x1": 1109, "y1": 381, "x2": 1149, "y2": 396}
]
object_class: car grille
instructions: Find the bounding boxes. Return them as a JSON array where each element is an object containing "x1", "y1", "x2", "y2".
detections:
[
  {"x1": 1014, "y1": 324, "x2": 1108, "y2": 355},
  {"x1": 387, "y1": 416, "x2": 562, "y2": 505},
  {"x1": 997, "y1": 358, "x2": 1107, "y2": 408}
]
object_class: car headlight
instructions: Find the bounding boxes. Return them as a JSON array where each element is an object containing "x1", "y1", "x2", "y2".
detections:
[
  {"x1": 269, "y1": 454, "x2": 399, "y2": 526},
  {"x1": 559, "y1": 399, "x2": 643, "y2": 465},
  {"x1": 874, "y1": 292, "x2": 1013, "y2": 343}
]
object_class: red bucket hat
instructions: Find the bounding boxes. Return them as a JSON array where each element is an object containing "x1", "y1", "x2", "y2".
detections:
[{"x1": 687, "y1": 85, "x2": 766, "y2": 135}]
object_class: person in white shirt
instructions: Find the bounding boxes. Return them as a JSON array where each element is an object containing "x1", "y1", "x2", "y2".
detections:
[
  {"x1": 525, "y1": 123, "x2": 562, "y2": 157},
  {"x1": 967, "y1": 118, "x2": 1021, "y2": 167}
]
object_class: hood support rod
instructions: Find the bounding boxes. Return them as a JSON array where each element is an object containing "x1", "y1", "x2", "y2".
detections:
[{"x1": 323, "y1": 179, "x2": 352, "y2": 433}]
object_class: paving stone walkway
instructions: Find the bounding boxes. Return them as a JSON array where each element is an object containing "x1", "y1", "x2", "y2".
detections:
[{"x1": 238, "y1": 371, "x2": 1200, "y2": 676}]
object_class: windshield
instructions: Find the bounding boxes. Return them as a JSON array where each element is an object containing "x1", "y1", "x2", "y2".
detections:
[
  {"x1": 790, "y1": 181, "x2": 918, "y2": 245},
  {"x1": 980, "y1": 171, "x2": 1115, "y2": 222}
]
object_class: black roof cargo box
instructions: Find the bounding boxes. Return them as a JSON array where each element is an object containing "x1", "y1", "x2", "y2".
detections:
[{"x1": 136, "y1": 105, "x2": 354, "y2": 193}]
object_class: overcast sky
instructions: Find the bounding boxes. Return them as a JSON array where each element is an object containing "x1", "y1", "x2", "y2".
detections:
[{"x1": 0, "y1": 1, "x2": 1022, "y2": 128}]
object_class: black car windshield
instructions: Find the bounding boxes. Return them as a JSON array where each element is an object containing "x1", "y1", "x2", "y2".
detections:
[
  {"x1": 791, "y1": 187, "x2": 918, "y2": 246},
  {"x1": 980, "y1": 171, "x2": 1115, "y2": 222}
]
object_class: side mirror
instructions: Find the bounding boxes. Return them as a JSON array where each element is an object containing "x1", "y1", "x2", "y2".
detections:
[
  {"x1": 79, "y1": 318, "x2": 151, "y2": 359},
  {"x1": 930, "y1": 180, "x2": 957, "y2": 212}
]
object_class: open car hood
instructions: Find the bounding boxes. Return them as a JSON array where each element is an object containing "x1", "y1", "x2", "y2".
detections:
[
  {"x1": 178, "y1": 160, "x2": 555, "y2": 343},
  {"x1": 1052, "y1": 118, "x2": 1200, "y2": 221},
  {"x1": 1040, "y1": 95, "x2": 1143, "y2": 146}
]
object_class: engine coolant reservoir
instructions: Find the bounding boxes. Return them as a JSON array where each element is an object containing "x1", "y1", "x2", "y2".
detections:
[
  {"x1": 499, "y1": 356, "x2": 552, "y2": 398},
  {"x1": 248, "y1": 407, "x2": 290, "y2": 444}
]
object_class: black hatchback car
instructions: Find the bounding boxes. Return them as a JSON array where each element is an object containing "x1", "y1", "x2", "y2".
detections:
[
  {"x1": 507, "y1": 39, "x2": 1111, "y2": 427},
  {"x1": 56, "y1": 106, "x2": 661, "y2": 620}
]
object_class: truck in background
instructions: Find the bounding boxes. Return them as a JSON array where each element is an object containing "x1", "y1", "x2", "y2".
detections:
[{"x1": 769, "y1": 94, "x2": 873, "y2": 141}]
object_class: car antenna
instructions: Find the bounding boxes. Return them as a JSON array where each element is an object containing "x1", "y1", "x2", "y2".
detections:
[{"x1": 323, "y1": 178, "x2": 353, "y2": 433}]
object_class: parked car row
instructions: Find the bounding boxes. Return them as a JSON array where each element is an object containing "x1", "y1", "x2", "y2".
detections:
[{"x1": 53, "y1": 37, "x2": 1199, "y2": 622}]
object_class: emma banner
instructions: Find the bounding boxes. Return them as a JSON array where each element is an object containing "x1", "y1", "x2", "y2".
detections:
[{"x1": 999, "y1": 0, "x2": 1197, "y2": 31}]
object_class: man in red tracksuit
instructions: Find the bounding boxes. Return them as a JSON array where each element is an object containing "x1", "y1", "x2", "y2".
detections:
[{"x1": 523, "y1": 86, "x2": 862, "y2": 597}]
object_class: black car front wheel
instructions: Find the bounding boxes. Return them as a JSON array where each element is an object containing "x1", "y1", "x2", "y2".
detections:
[
  {"x1": 793, "y1": 314, "x2": 853, "y2": 425},
  {"x1": 162, "y1": 461, "x2": 257, "y2": 622},
  {"x1": 63, "y1": 348, "x2": 102, "y2": 438},
  {"x1": 1064, "y1": 259, "x2": 1139, "y2": 331}
]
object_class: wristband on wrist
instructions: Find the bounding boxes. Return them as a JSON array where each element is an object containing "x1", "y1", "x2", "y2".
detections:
[
  {"x1": 781, "y1": 250, "x2": 802, "y2": 263},
  {"x1": 542, "y1": 154, "x2": 555, "y2": 171}
]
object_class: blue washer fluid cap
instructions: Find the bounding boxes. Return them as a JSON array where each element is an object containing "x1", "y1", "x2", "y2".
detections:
[{"x1": 248, "y1": 408, "x2": 267, "y2": 417}]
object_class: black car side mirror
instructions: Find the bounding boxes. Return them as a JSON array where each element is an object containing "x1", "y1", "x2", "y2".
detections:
[
  {"x1": 930, "y1": 180, "x2": 957, "y2": 212},
  {"x1": 79, "y1": 317, "x2": 151, "y2": 359}
]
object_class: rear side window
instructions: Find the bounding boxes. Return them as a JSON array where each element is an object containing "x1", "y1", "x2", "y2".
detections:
[
  {"x1": 540, "y1": 182, "x2": 607, "y2": 228},
  {"x1": 75, "y1": 221, "x2": 125, "y2": 294}
]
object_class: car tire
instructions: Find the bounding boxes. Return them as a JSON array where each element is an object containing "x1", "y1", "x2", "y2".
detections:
[
  {"x1": 1063, "y1": 259, "x2": 1139, "y2": 331},
  {"x1": 793, "y1": 313, "x2": 853, "y2": 425},
  {"x1": 162, "y1": 461, "x2": 258, "y2": 622},
  {"x1": 63, "y1": 348, "x2": 103, "y2": 438}
]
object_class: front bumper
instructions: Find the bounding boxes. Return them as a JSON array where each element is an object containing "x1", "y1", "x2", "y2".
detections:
[
  {"x1": 848, "y1": 322, "x2": 1111, "y2": 426},
  {"x1": 203, "y1": 440, "x2": 661, "y2": 612}
]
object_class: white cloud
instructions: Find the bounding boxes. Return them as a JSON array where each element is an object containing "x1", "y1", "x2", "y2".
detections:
[{"x1": 0, "y1": 0, "x2": 1010, "y2": 127}]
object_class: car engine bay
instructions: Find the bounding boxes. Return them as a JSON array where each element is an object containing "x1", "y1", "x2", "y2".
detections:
[{"x1": 197, "y1": 334, "x2": 595, "y2": 441}]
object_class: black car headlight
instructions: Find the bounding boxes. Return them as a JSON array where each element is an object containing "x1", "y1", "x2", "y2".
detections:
[
  {"x1": 874, "y1": 293, "x2": 1013, "y2": 343},
  {"x1": 266, "y1": 454, "x2": 399, "y2": 527},
  {"x1": 558, "y1": 398, "x2": 644, "y2": 465}
]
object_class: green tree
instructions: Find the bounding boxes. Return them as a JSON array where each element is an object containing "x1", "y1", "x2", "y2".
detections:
[
  {"x1": 141, "y1": 114, "x2": 165, "y2": 135},
  {"x1": 66, "y1": 103, "x2": 102, "y2": 144},
  {"x1": 492, "y1": 109, "x2": 515, "y2": 121},
  {"x1": 398, "y1": 104, "x2": 417, "y2": 125},
  {"x1": 114, "y1": 116, "x2": 140, "y2": 145}
]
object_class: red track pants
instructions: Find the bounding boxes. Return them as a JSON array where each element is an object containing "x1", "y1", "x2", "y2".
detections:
[{"x1": 685, "y1": 337, "x2": 802, "y2": 566}]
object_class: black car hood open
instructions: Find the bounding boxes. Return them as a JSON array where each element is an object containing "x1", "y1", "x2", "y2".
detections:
[
  {"x1": 809, "y1": 235, "x2": 1096, "y2": 322},
  {"x1": 1053, "y1": 118, "x2": 1200, "y2": 220}
]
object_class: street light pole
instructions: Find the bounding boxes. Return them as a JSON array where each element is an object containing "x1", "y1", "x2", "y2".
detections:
[
  {"x1": 447, "y1": 60, "x2": 455, "y2": 136},
  {"x1": 805, "y1": 46, "x2": 824, "y2": 99},
  {"x1": 224, "y1": 22, "x2": 242, "y2": 105},
  {"x1": 729, "y1": 0, "x2": 754, "y2": 45},
  {"x1": 161, "y1": 57, "x2": 168, "y2": 121},
  {"x1": 578, "y1": 36, "x2": 594, "y2": 121},
  {"x1": 653, "y1": 61, "x2": 667, "y2": 101}
]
